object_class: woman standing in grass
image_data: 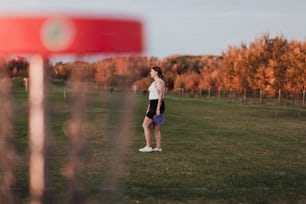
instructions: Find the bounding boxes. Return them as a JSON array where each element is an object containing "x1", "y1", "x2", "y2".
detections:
[{"x1": 139, "y1": 66, "x2": 165, "y2": 153}]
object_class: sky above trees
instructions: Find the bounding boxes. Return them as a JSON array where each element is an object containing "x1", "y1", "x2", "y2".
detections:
[{"x1": 0, "y1": 0, "x2": 306, "y2": 59}]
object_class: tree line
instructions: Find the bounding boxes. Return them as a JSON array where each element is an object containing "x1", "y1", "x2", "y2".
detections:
[{"x1": 1, "y1": 34, "x2": 305, "y2": 99}]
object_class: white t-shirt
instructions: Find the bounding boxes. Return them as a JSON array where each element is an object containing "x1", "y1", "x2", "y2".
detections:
[{"x1": 148, "y1": 80, "x2": 164, "y2": 100}]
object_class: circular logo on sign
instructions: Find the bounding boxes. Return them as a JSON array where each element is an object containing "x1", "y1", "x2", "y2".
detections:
[{"x1": 41, "y1": 17, "x2": 75, "y2": 52}]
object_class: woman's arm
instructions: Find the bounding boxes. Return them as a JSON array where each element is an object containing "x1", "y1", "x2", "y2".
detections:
[
  {"x1": 146, "y1": 103, "x2": 150, "y2": 114},
  {"x1": 155, "y1": 80, "x2": 164, "y2": 115}
]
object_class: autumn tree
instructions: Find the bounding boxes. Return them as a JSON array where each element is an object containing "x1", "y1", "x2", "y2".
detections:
[
  {"x1": 247, "y1": 36, "x2": 276, "y2": 97},
  {"x1": 68, "y1": 61, "x2": 95, "y2": 82},
  {"x1": 199, "y1": 55, "x2": 222, "y2": 92},
  {"x1": 221, "y1": 45, "x2": 247, "y2": 95},
  {"x1": 283, "y1": 40, "x2": 306, "y2": 97},
  {"x1": 8, "y1": 56, "x2": 29, "y2": 78},
  {"x1": 50, "y1": 62, "x2": 69, "y2": 81},
  {"x1": 220, "y1": 34, "x2": 304, "y2": 98},
  {"x1": 95, "y1": 58, "x2": 116, "y2": 89}
]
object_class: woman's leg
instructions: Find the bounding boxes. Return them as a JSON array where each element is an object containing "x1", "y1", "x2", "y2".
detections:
[
  {"x1": 142, "y1": 116, "x2": 153, "y2": 147},
  {"x1": 153, "y1": 124, "x2": 161, "y2": 149}
]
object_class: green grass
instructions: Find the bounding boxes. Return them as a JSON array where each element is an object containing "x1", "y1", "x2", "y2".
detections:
[
  {"x1": 8, "y1": 86, "x2": 306, "y2": 203},
  {"x1": 125, "y1": 96, "x2": 306, "y2": 203}
]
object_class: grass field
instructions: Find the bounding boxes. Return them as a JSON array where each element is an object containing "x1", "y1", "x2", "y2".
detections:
[{"x1": 9, "y1": 85, "x2": 306, "y2": 203}]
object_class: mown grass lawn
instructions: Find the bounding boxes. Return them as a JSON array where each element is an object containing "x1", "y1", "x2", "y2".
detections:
[
  {"x1": 11, "y1": 86, "x2": 306, "y2": 203},
  {"x1": 125, "y1": 95, "x2": 306, "y2": 203}
]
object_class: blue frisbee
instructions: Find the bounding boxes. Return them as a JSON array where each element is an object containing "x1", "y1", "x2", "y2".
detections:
[{"x1": 153, "y1": 115, "x2": 165, "y2": 125}]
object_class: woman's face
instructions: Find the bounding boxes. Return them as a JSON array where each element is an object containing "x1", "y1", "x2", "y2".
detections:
[{"x1": 150, "y1": 69, "x2": 157, "y2": 78}]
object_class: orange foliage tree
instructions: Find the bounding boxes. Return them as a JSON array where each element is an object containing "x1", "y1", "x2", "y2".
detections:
[
  {"x1": 8, "y1": 56, "x2": 29, "y2": 78},
  {"x1": 221, "y1": 34, "x2": 305, "y2": 98}
]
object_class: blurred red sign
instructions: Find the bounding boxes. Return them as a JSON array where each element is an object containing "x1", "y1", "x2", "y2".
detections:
[{"x1": 0, "y1": 15, "x2": 144, "y2": 55}]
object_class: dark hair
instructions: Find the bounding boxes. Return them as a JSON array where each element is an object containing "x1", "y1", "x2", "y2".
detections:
[{"x1": 152, "y1": 66, "x2": 163, "y2": 78}]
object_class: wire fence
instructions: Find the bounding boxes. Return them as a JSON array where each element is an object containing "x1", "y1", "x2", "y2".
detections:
[{"x1": 172, "y1": 88, "x2": 306, "y2": 107}]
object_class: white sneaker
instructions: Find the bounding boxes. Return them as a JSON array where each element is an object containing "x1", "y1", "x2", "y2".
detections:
[
  {"x1": 139, "y1": 146, "x2": 152, "y2": 153},
  {"x1": 152, "y1": 147, "x2": 162, "y2": 152}
]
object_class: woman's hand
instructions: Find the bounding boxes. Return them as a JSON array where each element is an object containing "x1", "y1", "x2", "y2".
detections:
[{"x1": 156, "y1": 109, "x2": 161, "y2": 116}]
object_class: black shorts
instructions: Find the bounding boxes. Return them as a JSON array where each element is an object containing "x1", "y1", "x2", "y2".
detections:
[{"x1": 146, "y1": 99, "x2": 165, "y2": 119}]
